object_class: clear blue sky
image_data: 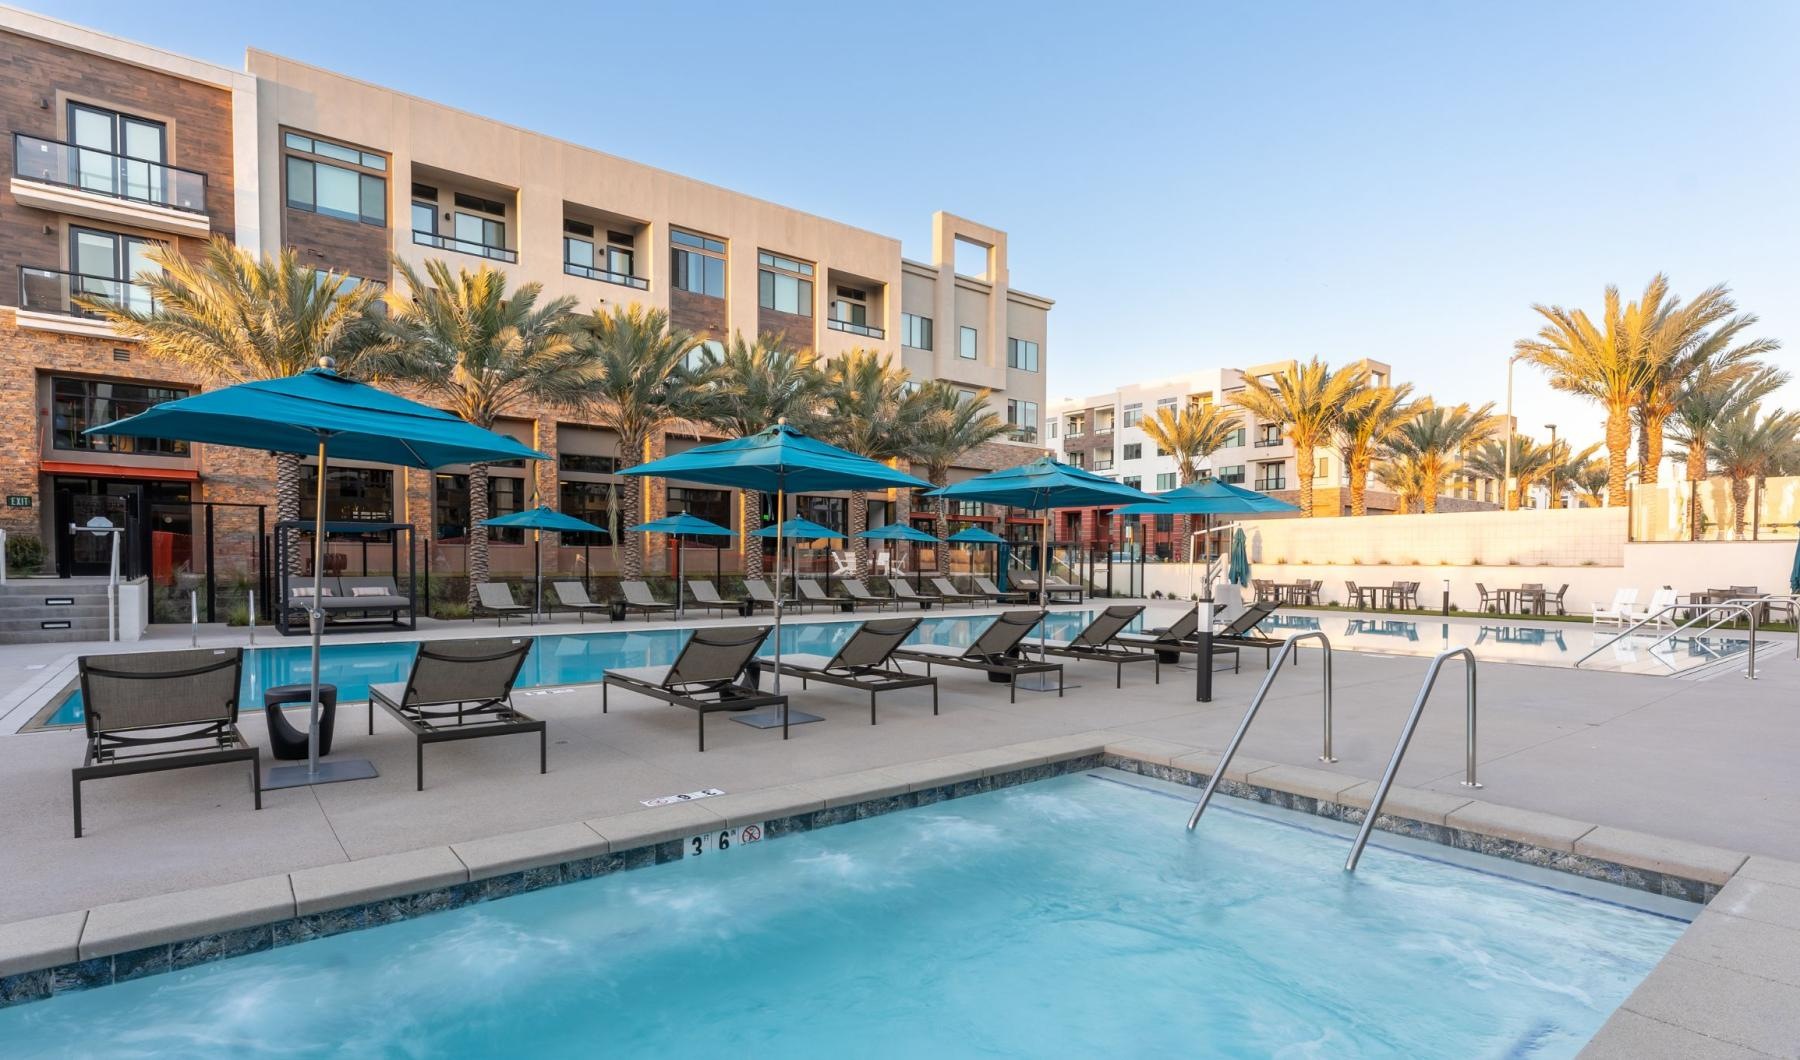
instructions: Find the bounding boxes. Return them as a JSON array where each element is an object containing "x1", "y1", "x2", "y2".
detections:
[{"x1": 25, "y1": 0, "x2": 1800, "y2": 449}]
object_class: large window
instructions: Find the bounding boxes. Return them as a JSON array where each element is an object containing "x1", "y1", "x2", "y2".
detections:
[
  {"x1": 1218, "y1": 465, "x2": 1246, "y2": 484},
  {"x1": 68, "y1": 103, "x2": 166, "y2": 203},
  {"x1": 1254, "y1": 463, "x2": 1287, "y2": 491},
  {"x1": 958, "y1": 326, "x2": 978, "y2": 360},
  {"x1": 1224, "y1": 426, "x2": 1247, "y2": 448},
  {"x1": 1006, "y1": 337, "x2": 1040, "y2": 372},
  {"x1": 1121, "y1": 402, "x2": 1142, "y2": 428},
  {"x1": 1122, "y1": 443, "x2": 1142, "y2": 461},
  {"x1": 901, "y1": 313, "x2": 933, "y2": 350},
  {"x1": 1156, "y1": 472, "x2": 1178, "y2": 491},
  {"x1": 559, "y1": 452, "x2": 619, "y2": 475},
  {"x1": 672, "y1": 229, "x2": 726, "y2": 298},
  {"x1": 1006, "y1": 399, "x2": 1039, "y2": 443},
  {"x1": 558, "y1": 480, "x2": 613, "y2": 546},
  {"x1": 52, "y1": 377, "x2": 189, "y2": 455},
  {"x1": 1122, "y1": 476, "x2": 1141, "y2": 490},
  {"x1": 302, "y1": 466, "x2": 394, "y2": 523},
  {"x1": 433, "y1": 473, "x2": 524, "y2": 543},
  {"x1": 284, "y1": 132, "x2": 386, "y2": 226},
  {"x1": 564, "y1": 220, "x2": 643, "y2": 288},
  {"x1": 758, "y1": 252, "x2": 813, "y2": 316},
  {"x1": 667, "y1": 487, "x2": 731, "y2": 530}
]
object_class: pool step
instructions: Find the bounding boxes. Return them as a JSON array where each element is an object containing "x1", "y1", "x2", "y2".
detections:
[{"x1": 0, "y1": 584, "x2": 118, "y2": 643}]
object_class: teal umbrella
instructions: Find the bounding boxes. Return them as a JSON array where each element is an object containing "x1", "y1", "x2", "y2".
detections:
[
  {"x1": 1228, "y1": 528, "x2": 1251, "y2": 587},
  {"x1": 1117, "y1": 480, "x2": 1298, "y2": 599},
  {"x1": 860, "y1": 523, "x2": 941, "y2": 590},
  {"x1": 948, "y1": 525, "x2": 1008, "y2": 584},
  {"x1": 483, "y1": 506, "x2": 607, "y2": 621},
  {"x1": 89, "y1": 359, "x2": 545, "y2": 790},
  {"x1": 1789, "y1": 536, "x2": 1800, "y2": 595},
  {"x1": 751, "y1": 518, "x2": 847, "y2": 540},
  {"x1": 629, "y1": 513, "x2": 734, "y2": 620}
]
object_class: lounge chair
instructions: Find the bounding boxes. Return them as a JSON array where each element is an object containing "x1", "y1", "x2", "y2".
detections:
[
  {"x1": 618, "y1": 579, "x2": 676, "y2": 620},
  {"x1": 744, "y1": 578, "x2": 789, "y2": 613},
  {"x1": 1116, "y1": 605, "x2": 1242, "y2": 672},
  {"x1": 549, "y1": 581, "x2": 608, "y2": 623},
  {"x1": 1041, "y1": 576, "x2": 1084, "y2": 604},
  {"x1": 688, "y1": 579, "x2": 748, "y2": 618},
  {"x1": 796, "y1": 578, "x2": 852, "y2": 612},
  {"x1": 73, "y1": 647, "x2": 259, "y2": 838},
  {"x1": 891, "y1": 610, "x2": 1063, "y2": 703},
  {"x1": 1625, "y1": 586, "x2": 1678, "y2": 626},
  {"x1": 603, "y1": 626, "x2": 786, "y2": 749},
  {"x1": 890, "y1": 580, "x2": 942, "y2": 608},
  {"x1": 930, "y1": 577, "x2": 986, "y2": 608},
  {"x1": 1035, "y1": 605, "x2": 1159, "y2": 688},
  {"x1": 841, "y1": 579, "x2": 897, "y2": 611},
  {"x1": 974, "y1": 576, "x2": 1030, "y2": 604},
  {"x1": 775, "y1": 617, "x2": 936, "y2": 724},
  {"x1": 475, "y1": 582, "x2": 532, "y2": 626},
  {"x1": 368, "y1": 637, "x2": 544, "y2": 791},
  {"x1": 1592, "y1": 588, "x2": 1637, "y2": 626},
  {"x1": 1212, "y1": 602, "x2": 1286, "y2": 668}
]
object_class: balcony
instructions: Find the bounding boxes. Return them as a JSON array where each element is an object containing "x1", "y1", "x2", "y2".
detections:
[
  {"x1": 16, "y1": 266, "x2": 152, "y2": 338},
  {"x1": 1254, "y1": 435, "x2": 1284, "y2": 448},
  {"x1": 826, "y1": 317, "x2": 885, "y2": 339},
  {"x1": 11, "y1": 133, "x2": 210, "y2": 236},
  {"x1": 565, "y1": 260, "x2": 646, "y2": 290},
  {"x1": 1254, "y1": 478, "x2": 1287, "y2": 492},
  {"x1": 413, "y1": 229, "x2": 516, "y2": 264},
  {"x1": 1008, "y1": 426, "x2": 1040, "y2": 444}
]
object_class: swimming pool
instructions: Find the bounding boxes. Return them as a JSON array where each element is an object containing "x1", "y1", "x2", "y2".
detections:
[
  {"x1": 39, "y1": 611, "x2": 1102, "y2": 728},
  {"x1": 0, "y1": 769, "x2": 1686, "y2": 1056}
]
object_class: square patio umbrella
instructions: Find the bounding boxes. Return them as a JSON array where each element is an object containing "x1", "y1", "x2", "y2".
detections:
[
  {"x1": 947, "y1": 525, "x2": 1008, "y2": 584},
  {"x1": 621, "y1": 421, "x2": 929, "y2": 726},
  {"x1": 1115, "y1": 479, "x2": 1298, "y2": 600},
  {"x1": 926, "y1": 458, "x2": 1165, "y2": 690},
  {"x1": 629, "y1": 512, "x2": 734, "y2": 620},
  {"x1": 483, "y1": 505, "x2": 608, "y2": 621},
  {"x1": 88, "y1": 358, "x2": 546, "y2": 789},
  {"x1": 858, "y1": 522, "x2": 940, "y2": 591}
]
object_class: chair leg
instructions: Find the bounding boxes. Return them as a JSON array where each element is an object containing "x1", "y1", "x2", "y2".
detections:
[
  {"x1": 72, "y1": 772, "x2": 82, "y2": 839},
  {"x1": 1058, "y1": 669, "x2": 1064, "y2": 697},
  {"x1": 932, "y1": 682, "x2": 939, "y2": 715},
  {"x1": 251, "y1": 750, "x2": 262, "y2": 808},
  {"x1": 416, "y1": 741, "x2": 424, "y2": 792},
  {"x1": 782, "y1": 700, "x2": 789, "y2": 740},
  {"x1": 539, "y1": 728, "x2": 547, "y2": 774},
  {"x1": 602, "y1": 683, "x2": 608, "y2": 713},
  {"x1": 698, "y1": 712, "x2": 705, "y2": 752},
  {"x1": 870, "y1": 690, "x2": 877, "y2": 726}
]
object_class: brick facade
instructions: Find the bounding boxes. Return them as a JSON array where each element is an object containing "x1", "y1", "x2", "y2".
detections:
[{"x1": 668, "y1": 288, "x2": 726, "y2": 340}]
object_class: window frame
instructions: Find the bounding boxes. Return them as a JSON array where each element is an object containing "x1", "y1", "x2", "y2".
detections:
[{"x1": 283, "y1": 131, "x2": 387, "y2": 227}]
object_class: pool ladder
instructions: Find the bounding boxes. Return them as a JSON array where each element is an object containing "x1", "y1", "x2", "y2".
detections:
[
  {"x1": 1573, "y1": 597, "x2": 1799, "y2": 678},
  {"x1": 1186, "y1": 632, "x2": 1334, "y2": 830}
]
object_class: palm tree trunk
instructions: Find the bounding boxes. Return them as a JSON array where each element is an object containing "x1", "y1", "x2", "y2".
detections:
[
  {"x1": 1296, "y1": 443, "x2": 1315, "y2": 516},
  {"x1": 1421, "y1": 461, "x2": 1441, "y2": 514},
  {"x1": 274, "y1": 451, "x2": 303, "y2": 575},
  {"x1": 618, "y1": 433, "x2": 646, "y2": 579},
  {"x1": 467, "y1": 462, "x2": 490, "y2": 608},
  {"x1": 849, "y1": 490, "x2": 868, "y2": 576},
  {"x1": 931, "y1": 476, "x2": 949, "y2": 550},
  {"x1": 1686, "y1": 443, "x2": 1707, "y2": 541},
  {"x1": 1640, "y1": 410, "x2": 1665, "y2": 484},
  {"x1": 1605, "y1": 407, "x2": 1631, "y2": 507},
  {"x1": 1730, "y1": 475, "x2": 1749, "y2": 539},
  {"x1": 742, "y1": 488, "x2": 763, "y2": 577},
  {"x1": 1348, "y1": 456, "x2": 1367, "y2": 516}
]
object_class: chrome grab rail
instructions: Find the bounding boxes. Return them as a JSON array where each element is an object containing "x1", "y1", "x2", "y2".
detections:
[
  {"x1": 1574, "y1": 602, "x2": 1761, "y2": 678},
  {"x1": 1344, "y1": 647, "x2": 1478, "y2": 872},
  {"x1": 1185, "y1": 632, "x2": 1333, "y2": 830}
]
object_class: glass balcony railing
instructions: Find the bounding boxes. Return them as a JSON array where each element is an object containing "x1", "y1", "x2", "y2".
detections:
[
  {"x1": 13, "y1": 133, "x2": 208, "y2": 214},
  {"x1": 1254, "y1": 479, "x2": 1287, "y2": 492},
  {"x1": 19, "y1": 266, "x2": 155, "y2": 317},
  {"x1": 413, "y1": 229, "x2": 517, "y2": 263},
  {"x1": 565, "y1": 261, "x2": 647, "y2": 289},
  {"x1": 1007, "y1": 426, "x2": 1039, "y2": 444},
  {"x1": 826, "y1": 317, "x2": 885, "y2": 339}
]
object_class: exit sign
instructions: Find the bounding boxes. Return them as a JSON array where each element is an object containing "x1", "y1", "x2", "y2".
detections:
[{"x1": 5, "y1": 495, "x2": 30, "y2": 508}]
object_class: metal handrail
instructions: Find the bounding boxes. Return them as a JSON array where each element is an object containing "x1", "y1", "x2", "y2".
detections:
[
  {"x1": 1186, "y1": 631, "x2": 1333, "y2": 830},
  {"x1": 1345, "y1": 647, "x2": 1477, "y2": 871},
  {"x1": 1574, "y1": 601, "x2": 1761, "y2": 678}
]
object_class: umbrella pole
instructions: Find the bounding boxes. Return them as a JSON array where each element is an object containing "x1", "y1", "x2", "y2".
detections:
[
  {"x1": 533, "y1": 529, "x2": 541, "y2": 625},
  {"x1": 773, "y1": 483, "x2": 784, "y2": 697},
  {"x1": 676, "y1": 537, "x2": 684, "y2": 621}
]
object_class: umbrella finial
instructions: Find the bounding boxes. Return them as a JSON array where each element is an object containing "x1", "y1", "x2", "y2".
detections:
[{"x1": 318, "y1": 355, "x2": 337, "y2": 372}]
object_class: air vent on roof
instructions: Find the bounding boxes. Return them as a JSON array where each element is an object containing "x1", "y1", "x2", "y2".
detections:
[
  {"x1": 411, "y1": 182, "x2": 438, "y2": 200},
  {"x1": 454, "y1": 191, "x2": 506, "y2": 216},
  {"x1": 563, "y1": 219, "x2": 595, "y2": 238},
  {"x1": 605, "y1": 230, "x2": 635, "y2": 247}
]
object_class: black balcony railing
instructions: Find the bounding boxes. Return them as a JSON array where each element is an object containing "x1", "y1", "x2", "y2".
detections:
[
  {"x1": 565, "y1": 261, "x2": 647, "y2": 289},
  {"x1": 1254, "y1": 478, "x2": 1287, "y2": 492},
  {"x1": 13, "y1": 133, "x2": 208, "y2": 214},
  {"x1": 413, "y1": 229, "x2": 517, "y2": 263},
  {"x1": 826, "y1": 317, "x2": 885, "y2": 339},
  {"x1": 19, "y1": 266, "x2": 155, "y2": 317},
  {"x1": 1254, "y1": 436, "x2": 1283, "y2": 448}
]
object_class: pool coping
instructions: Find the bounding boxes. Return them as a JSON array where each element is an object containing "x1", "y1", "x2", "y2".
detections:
[{"x1": 0, "y1": 733, "x2": 1793, "y2": 1055}]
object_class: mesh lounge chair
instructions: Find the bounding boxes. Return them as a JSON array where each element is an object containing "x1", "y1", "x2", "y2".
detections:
[
  {"x1": 796, "y1": 578, "x2": 852, "y2": 612},
  {"x1": 550, "y1": 581, "x2": 609, "y2": 623},
  {"x1": 1042, "y1": 576, "x2": 1084, "y2": 604},
  {"x1": 688, "y1": 579, "x2": 748, "y2": 618},
  {"x1": 974, "y1": 576, "x2": 1029, "y2": 604},
  {"x1": 1035, "y1": 604, "x2": 1159, "y2": 688},
  {"x1": 476, "y1": 582, "x2": 531, "y2": 626},
  {"x1": 368, "y1": 637, "x2": 544, "y2": 791},
  {"x1": 1115, "y1": 605, "x2": 1242, "y2": 673},
  {"x1": 744, "y1": 578, "x2": 789, "y2": 613},
  {"x1": 603, "y1": 626, "x2": 786, "y2": 749},
  {"x1": 1212, "y1": 602, "x2": 1287, "y2": 668},
  {"x1": 841, "y1": 579, "x2": 897, "y2": 611},
  {"x1": 930, "y1": 577, "x2": 985, "y2": 608},
  {"x1": 775, "y1": 617, "x2": 936, "y2": 724},
  {"x1": 619, "y1": 580, "x2": 675, "y2": 620},
  {"x1": 891, "y1": 610, "x2": 1063, "y2": 703},
  {"x1": 73, "y1": 647, "x2": 259, "y2": 838},
  {"x1": 890, "y1": 580, "x2": 941, "y2": 608}
]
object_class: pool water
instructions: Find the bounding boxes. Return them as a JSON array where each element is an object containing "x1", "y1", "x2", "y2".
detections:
[
  {"x1": 0, "y1": 771, "x2": 1686, "y2": 1057},
  {"x1": 42, "y1": 611, "x2": 1100, "y2": 728}
]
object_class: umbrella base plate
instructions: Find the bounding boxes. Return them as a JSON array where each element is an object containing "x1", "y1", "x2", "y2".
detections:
[
  {"x1": 264, "y1": 757, "x2": 380, "y2": 790},
  {"x1": 1013, "y1": 673, "x2": 1079, "y2": 693},
  {"x1": 731, "y1": 710, "x2": 825, "y2": 729}
]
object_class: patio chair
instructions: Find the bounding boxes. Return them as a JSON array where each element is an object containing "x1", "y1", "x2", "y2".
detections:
[
  {"x1": 368, "y1": 637, "x2": 543, "y2": 791},
  {"x1": 72, "y1": 647, "x2": 259, "y2": 838},
  {"x1": 890, "y1": 579, "x2": 942, "y2": 608},
  {"x1": 891, "y1": 610, "x2": 1064, "y2": 703},
  {"x1": 796, "y1": 578, "x2": 852, "y2": 612},
  {"x1": 775, "y1": 617, "x2": 936, "y2": 724},
  {"x1": 1345, "y1": 581, "x2": 1367, "y2": 609},
  {"x1": 1399, "y1": 581, "x2": 1421, "y2": 609},
  {"x1": 929, "y1": 577, "x2": 986, "y2": 608},
  {"x1": 1034, "y1": 604, "x2": 1159, "y2": 688},
  {"x1": 743, "y1": 578, "x2": 790, "y2": 613},
  {"x1": 841, "y1": 578, "x2": 896, "y2": 611},
  {"x1": 974, "y1": 576, "x2": 1030, "y2": 604},
  {"x1": 688, "y1": 579, "x2": 748, "y2": 618},
  {"x1": 1730, "y1": 585, "x2": 1772, "y2": 626},
  {"x1": 1548, "y1": 584, "x2": 1570, "y2": 616},
  {"x1": 475, "y1": 582, "x2": 532, "y2": 626},
  {"x1": 603, "y1": 626, "x2": 786, "y2": 749},
  {"x1": 1625, "y1": 586, "x2": 1679, "y2": 626},
  {"x1": 549, "y1": 581, "x2": 608, "y2": 623},
  {"x1": 830, "y1": 550, "x2": 857, "y2": 577},
  {"x1": 619, "y1": 580, "x2": 676, "y2": 620},
  {"x1": 1253, "y1": 579, "x2": 1275, "y2": 604},
  {"x1": 1592, "y1": 587, "x2": 1637, "y2": 626},
  {"x1": 1474, "y1": 583, "x2": 1502, "y2": 613},
  {"x1": 1212, "y1": 602, "x2": 1288, "y2": 668}
]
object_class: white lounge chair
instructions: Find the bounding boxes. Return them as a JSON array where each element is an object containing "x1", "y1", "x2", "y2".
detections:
[
  {"x1": 1625, "y1": 587, "x2": 1678, "y2": 627},
  {"x1": 1592, "y1": 587, "x2": 1637, "y2": 626}
]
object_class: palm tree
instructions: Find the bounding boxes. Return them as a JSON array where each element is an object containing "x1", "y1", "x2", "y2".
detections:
[
  {"x1": 1138, "y1": 402, "x2": 1241, "y2": 558},
  {"x1": 1230, "y1": 358, "x2": 1370, "y2": 515},
  {"x1": 1705, "y1": 405, "x2": 1800, "y2": 538},
  {"x1": 378, "y1": 259, "x2": 584, "y2": 605},
  {"x1": 1467, "y1": 435, "x2": 1563, "y2": 510},
  {"x1": 906, "y1": 381, "x2": 1010, "y2": 547},
  {"x1": 1563, "y1": 455, "x2": 1611, "y2": 507},
  {"x1": 1379, "y1": 403, "x2": 1496, "y2": 513},
  {"x1": 1635, "y1": 292, "x2": 1772, "y2": 482},
  {"x1": 573, "y1": 304, "x2": 705, "y2": 579},
  {"x1": 1372, "y1": 454, "x2": 1429, "y2": 514},
  {"x1": 820, "y1": 349, "x2": 922, "y2": 575},
  {"x1": 1670, "y1": 362, "x2": 1788, "y2": 538},
  {"x1": 76, "y1": 236, "x2": 385, "y2": 560},
  {"x1": 694, "y1": 333, "x2": 822, "y2": 576},
  {"x1": 1332, "y1": 385, "x2": 1419, "y2": 516}
]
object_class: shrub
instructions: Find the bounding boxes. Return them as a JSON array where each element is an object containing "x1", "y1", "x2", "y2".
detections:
[
  {"x1": 6, "y1": 533, "x2": 44, "y2": 575},
  {"x1": 432, "y1": 600, "x2": 471, "y2": 620}
]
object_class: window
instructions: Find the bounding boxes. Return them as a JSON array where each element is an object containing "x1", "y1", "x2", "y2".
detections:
[
  {"x1": 667, "y1": 486, "x2": 731, "y2": 529},
  {"x1": 558, "y1": 480, "x2": 613, "y2": 546},
  {"x1": 1317, "y1": 457, "x2": 1331, "y2": 479},
  {"x1": 433, "y1": 473, "x2": 524, "y2": 542},
  {"x1": 672, "y1": 229, "x2": 726, "y2": 298},
  {"x1": 68, "y1": 226, "x2": 155, "y2": 314},
  {"x1": 565, "y1": 220, "x2": 644, "y2": 288},
  {"x1": 410, "y1": 183, "x2": 437, "y2": 238},
  {"x1": 52, "y1": 377, "x2": 189, "y2": 455},
  {"x1": 1256, "y1": 423, "x2": 1282, "y2": 447},
  {"x1": 1006, "y1": 337, "x2": 1039, "y2": 372},
  {"x1": 1093, "y1": 449, "x2": 1114, "y2": 471},
  {"x1": 685, "y1": 338, "x2": 725, "y2": 373},
  {"x1": 1154, "y1": 513, "x2": 1175, "y2": 533},
  {"x1": 758, "y1": 251, "x2": 814, "y2": 316},
  {"x1": 1122, "y1": 403, "x2": 1142, "y2": 428},
  {"x1": 1006, "y1": 400, "x2": 1038, "y2": 443},
  {"x1": 1157, "y1": 396, "x2": 1178, "y2": 411},
  {"x1": 958, "y1": 326, "x2": 978, "y2": 360},
  {"x1": 558, "y1": 452, "x2": 619, "y2": 475},
  {"x1": 1122, "y1": 443, "x2": 1142, "y2": 461},
  {"x1": 1122, "y1": 476, "x2": 1141, "y2": 490},
  {"x1": 1067, "y1": 451, "x2": 1087, "y2": 469},
  {"x1": 1047, "y1": 420, "x2": 1057, "y2": 440},
  {"x1": 303, "y1": 466, "x2": 394, "y2": 523},
  {"x1": 1065, "y1": 414, "x2": 1085, "y2": 437},
  {"x1": 284, "y1": 132, "x2": 386, "y2": 226},
  {"x1": 1218, "y1": 464, "x2": 1246, "y2": 484},
  {"x1": 1224, "y1": 426, "x2": 1246, "y2": 448},
  {"x1": 1254, "y1": 463, "x2": 1287, "y2": 491},
  {"x1": 68, "y1": 103, "x2": 166, "y2": 203},
  {"x1": 1155, "y1": 472, "x2": 1178, "y2": 491},
  {"x1": 828, "y1": 285, "x2": 883, "y2": 338},
  {"x1": 901, "y1": 313, "x2": 933, "y2": 350}
]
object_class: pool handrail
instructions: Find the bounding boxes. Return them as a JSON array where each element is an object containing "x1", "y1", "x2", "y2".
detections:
[
  {"x1": 1344, "y1": 647, "x2": 1478, "y2": 872},
  {"x1": 1573, "y1": 601, "x2": 1764, "y2": 678},
  {"x1": 1185, "y1": 631, "x2": 1333, "y2": 831}
]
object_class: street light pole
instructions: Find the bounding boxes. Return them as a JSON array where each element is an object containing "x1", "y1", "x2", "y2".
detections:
[
  {"x1": 1503, "y1": 353, "x2": 1524, "y2": 509},
  {"x1": 1544, "y1": 423, "x2": 1558, "y2": 510}
]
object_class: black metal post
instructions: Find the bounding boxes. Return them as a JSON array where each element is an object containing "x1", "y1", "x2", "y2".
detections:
[
  {"x1": 1196, "y1": 624, "x2": 1213, "y2": 703},
  {"x1": 203, "y1": 503, "x2": 216, "y2": 622},
  {"x1": 257, "y1": 506, "x2": 269, "y2": 621}
]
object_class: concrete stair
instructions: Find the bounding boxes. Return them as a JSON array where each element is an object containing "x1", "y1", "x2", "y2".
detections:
[{"x1": 0, "y1": 579, "x2": 116, "y2": 643}]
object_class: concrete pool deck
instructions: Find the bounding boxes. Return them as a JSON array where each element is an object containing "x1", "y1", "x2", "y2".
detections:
[{"x1": 0, "y1": 601, "x2": 1795, "y2": 1052}]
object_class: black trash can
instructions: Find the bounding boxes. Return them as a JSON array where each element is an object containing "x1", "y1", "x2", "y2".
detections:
[{"x1": 264, "y1": 683, "x2": 338, "y2": 761}]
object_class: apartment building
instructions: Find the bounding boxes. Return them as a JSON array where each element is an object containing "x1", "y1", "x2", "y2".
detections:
[{"x1": 0, "y1": 8, "x2": 1050, "y2": 591}]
